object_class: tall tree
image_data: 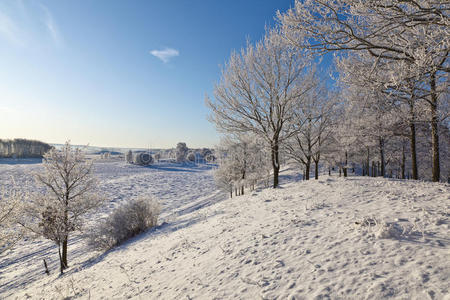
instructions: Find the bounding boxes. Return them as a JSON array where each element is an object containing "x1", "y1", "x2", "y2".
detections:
[
  {"x1": 206, "y1": 29, "x2": 311, "y2": 187},
  {"x1": 284, "y1": 68, "x2": 338, "y2": 180},
  {"x1": 279, "y1": 0, "x2": 449, "y2": 181}
]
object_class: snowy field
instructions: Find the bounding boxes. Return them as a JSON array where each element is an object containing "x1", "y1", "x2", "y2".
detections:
[
  {"x1": 1, "y1": 160, "x2": 449, "y2": 299},
  {"x1": 0, "y1": 158, "x2": 223, "y2": 299}
]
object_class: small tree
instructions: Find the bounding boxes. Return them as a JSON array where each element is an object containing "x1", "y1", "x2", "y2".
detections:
[
  {"x1": 126, "y1": 150, "x2": 133, "y2": 163},
  {"x1": 21, "y1": 141, "x2": 102, "y2": 274},
  {"x1": 176, "y1": 142, "x2": 188, "y2": 163},
  {"x1": 214, "y1": 134, "x2": 271, "y2": 196},
  {"x1": 0, "y1": 187, "x2": 24, "y2": 254},
  {"x1": 153, "y1": 152, "x2": 161, "y2": 163}
]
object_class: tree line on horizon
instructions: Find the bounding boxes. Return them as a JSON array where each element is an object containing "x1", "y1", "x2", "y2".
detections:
[{"x1": 0, "y1": 139, "x2": 52, "y2": 158}]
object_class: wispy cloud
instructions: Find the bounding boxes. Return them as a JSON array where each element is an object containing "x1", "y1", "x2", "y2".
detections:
[
  {"x1": 0, "y1": 1, "x2": 62, "y2": 47},
  {"x1": 0, "y1": 10, "x2": 23, "y2": 46},
  {"x1": 40, "y1": 4, "x2": 62, "y2": 47},
  {"x1": 150, "y1": 48, "x2": 180, "y2": 63}
]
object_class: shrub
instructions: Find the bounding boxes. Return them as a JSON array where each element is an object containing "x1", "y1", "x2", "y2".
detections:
[{"x1": 88, "y1": 197, "x2": 160, "y2": 250}]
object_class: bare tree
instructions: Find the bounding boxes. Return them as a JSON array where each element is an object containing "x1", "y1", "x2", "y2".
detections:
[
  {"x1": 21, "y1": 142, "x2": 102, "y2": 274},
  {"x1": 206, "y1": 29, "x2": 311, "y2": 187}
]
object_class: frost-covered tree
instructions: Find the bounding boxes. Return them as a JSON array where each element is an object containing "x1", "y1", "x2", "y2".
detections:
[
  {"x1": 20, "y1": 142, "x2": 102, "y2": 274},
  {"x1": 206, "y1": 29, "x2": 311, "y2": 187},
  {"x1": 0, "y1": 139, "x2": 52, "y2": 158},
  {"x1": 153, "y1": 152, "x2": 161, "y2": 163},
  {"x1": 126, "y1": 150, "x2": 133, "y2": 163},
  {"x1": 335, "y1": 50, "x2": 449, "y2": 180},
  {"x1": 285, "y1": 67, "x2": 338, "y2": 180},
  {"x1": 0, "y1": 187, "x2": 24, "y2": 254},
  {"x1": 176, "y1": 142, "x2": 188, "y2": 163},
  {"x1": 214, "y1": 135, "x2": 270, "y2": 196},
  {"x1": 279, "y1": 0, "x2": 449, "y2": 181}
]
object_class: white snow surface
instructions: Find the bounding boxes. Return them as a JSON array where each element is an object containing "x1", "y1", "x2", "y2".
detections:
[{"x1": 1, "y1": 159, "x2": 449, "y2": 299}]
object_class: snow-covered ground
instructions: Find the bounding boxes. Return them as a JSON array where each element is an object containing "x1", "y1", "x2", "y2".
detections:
[{"x1": 1, "y1": 160, "x2": 449, "y2": 299}]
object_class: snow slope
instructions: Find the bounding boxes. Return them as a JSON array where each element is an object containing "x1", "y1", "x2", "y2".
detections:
[
  {"x1": 1, "y1": 161, "x2": 449, "y2": 299},
  {"x1": 0, "y1": 159, "x2": 222, "y2": 298}
]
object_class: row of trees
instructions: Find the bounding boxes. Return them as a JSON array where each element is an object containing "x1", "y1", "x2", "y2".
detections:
[
  {"x1": 208, "y1": 0, "x2": 448, "y2": 193},
  {"x1": 279, "y1": 0, "x2": 449, "y2": 182},
  {"x1": 0, "y1": 139, "x2": 52, "y2": 158}
]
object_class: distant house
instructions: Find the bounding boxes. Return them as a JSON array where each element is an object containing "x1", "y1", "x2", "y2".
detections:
[{"x1": 0, "y1": 139, "x2": 52, "y2": 158}]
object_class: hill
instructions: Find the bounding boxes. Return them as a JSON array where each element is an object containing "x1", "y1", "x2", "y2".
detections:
[{"x1": 5, "y1": 167, "x2": 449, "y2": 299}]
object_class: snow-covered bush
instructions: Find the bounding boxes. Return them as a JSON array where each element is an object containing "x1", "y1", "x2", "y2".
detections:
[{"x1": 88, "y1": 197, "x2": 160, "y2": 250}]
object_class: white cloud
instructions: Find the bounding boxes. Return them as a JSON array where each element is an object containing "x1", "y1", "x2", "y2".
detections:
[
  {"x1": 150, "y1": 48, "x2": 179, "y2": 63},
  {"x1": 0, "y1": 10, "x2": 23, "y2": 46},
  {"x1": 40, "y1": 4, "x2": 62, "y2": 47}
]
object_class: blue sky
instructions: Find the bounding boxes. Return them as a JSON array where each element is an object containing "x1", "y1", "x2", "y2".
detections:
[{"x1": 0, "y1": 0, "x2": 296, "y2": 149}]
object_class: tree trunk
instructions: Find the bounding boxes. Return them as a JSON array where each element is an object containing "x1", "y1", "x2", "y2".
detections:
[
  {"x1": 409, "y1": 102, "x2": 418, "y2": 180},
  {"x1": 343, "y1": 151, "x2": 348, "y2": 177},
  {"x1": 430, "y1": 72, "x2": 440, "y2": 182},
  {"x1": 241, "y1": 167, "x2": 246, "y2": 195},
  {"x1": 366, "y1": 147, "x2": 370, "y2": 176},
  {"x1": 401, "y1": 143, "x2": 406, "y2": 180},
  {"x1": 62, "y1": 236, "x2": 68, "y2": 271},
  {"x1": 328, "y1": 166, "x2": 331, "y2": 176},
  {"x1": 271, "y1": 141, "x2": 280, "y2": 188},
  {"x1": 62, "y1": 205, "x2": 68, "y2": 271},
  {"x1": 314, "y1": 160, "x2": 319, "y2": 180},
  {"x1": 362, "y1": 162, "x2": 366, "y2": 176},
  {"x1": 379, "y1": 137, "x2": 385, "y2": 177},
  {"x1": 305, "y1": 159, "x2": 311, "y2": 180},
  {"x1": 58, "y1": 243, "x2": 63, "y2": 274}
]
